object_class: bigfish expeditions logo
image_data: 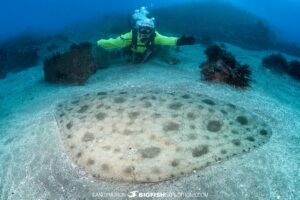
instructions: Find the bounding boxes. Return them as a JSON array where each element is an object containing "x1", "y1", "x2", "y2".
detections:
[
  {"x1": 127, "y1": 190, "x2": 208, "y2": 198},
  {"x1": 128, "y1": 191, "x2": 139, "y2": 198}
]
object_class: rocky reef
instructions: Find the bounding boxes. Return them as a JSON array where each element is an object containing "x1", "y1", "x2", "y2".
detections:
[
  {"x1": 262, "y1": 53, "x2": 290, "y2": 73},
  {"x1": 43, "y1": 42, "x2": 96, "y2": 85},
  {"x1": 262, "y1": 53, "x2": 300, "y2": 80},
  {"x1": 200, "y1": 45, "x2": 251, "y2": 88}
]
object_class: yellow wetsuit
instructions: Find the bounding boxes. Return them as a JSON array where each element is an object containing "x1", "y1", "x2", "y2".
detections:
[{"x1": 97, "y1": 31, "x2": 178, "y2": 53}]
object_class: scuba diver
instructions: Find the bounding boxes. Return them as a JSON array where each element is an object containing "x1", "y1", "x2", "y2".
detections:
[{"x1": 97, "y1": 7, "x2": 195, "y2": 63}]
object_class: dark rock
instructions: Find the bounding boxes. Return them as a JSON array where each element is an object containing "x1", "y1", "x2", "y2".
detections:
[
  {"x1": 200, "y1": 45, "x2": 251, "y2": 88},
  {"x1": 262, "y1": 54, "x2": 300, "y2": 81},
  {"x1": 43, "y1": 42, "x2": 96, "y2": 85},
  {"x1": 288, "y1": 60, "x2": 300, "y2": 80},
  {"x1": 262, "y1": 53, "x2": 289, "y2": 73}
]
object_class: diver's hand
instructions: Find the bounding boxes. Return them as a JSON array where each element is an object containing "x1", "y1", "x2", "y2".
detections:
[{"x1": 177, "y1": 35, "x2": 196, "y2": 46}]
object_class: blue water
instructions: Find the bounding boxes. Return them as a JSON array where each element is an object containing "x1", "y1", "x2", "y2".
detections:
[
  {"x1": 0, "y1": 0, "x2": 195, "y2": 41},
  {"x1": 1, "y1": 0, "x2": 300, "y2": 45},
  {"x1": 227, "y1": 0, "x2": 300, "y2": 45}
]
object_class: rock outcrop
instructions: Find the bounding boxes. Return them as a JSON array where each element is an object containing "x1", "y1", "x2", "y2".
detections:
[{"x1": 43, "y1": 42, "x2": 96, "y2": 85}]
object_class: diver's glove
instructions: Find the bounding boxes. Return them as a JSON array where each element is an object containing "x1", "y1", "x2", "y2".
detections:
[{"x1": 177, "y1": 35, "x2": 196, "y2": 46}]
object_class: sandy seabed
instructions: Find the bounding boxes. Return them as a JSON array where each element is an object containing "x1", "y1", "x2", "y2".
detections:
[{"x1": 0, "y1": 44, "x2": 299, "y2": 200}]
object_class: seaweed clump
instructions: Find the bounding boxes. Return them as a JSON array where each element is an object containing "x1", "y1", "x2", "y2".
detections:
[
  {"x1": 288, "y1": 61, "x2": 300, "y2": 80},
  {"x1": 262, "y1": 53, "x2": 289, "y2": 73},
  {"x1": 262, "y1": 53, "x2": 300, "y2": 81},
  {"x1": 200, "y1": 45, "x2": 251, "y2": 88},
  {"x1": 43, "y1": 42, "x2": 96, "y2": 85}
]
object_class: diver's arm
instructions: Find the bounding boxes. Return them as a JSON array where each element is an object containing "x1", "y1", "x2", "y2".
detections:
[
  {"x1": 154, "y1": 32, "x2": 178, "y2": 46},
  {"x1": 97, "y1": 32, "x2": 132, "y2": 50}
]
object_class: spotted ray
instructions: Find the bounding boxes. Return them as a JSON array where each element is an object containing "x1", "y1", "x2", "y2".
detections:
[{"x1": 55, "y1": 90, "x2": 271, "y2": 182}]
